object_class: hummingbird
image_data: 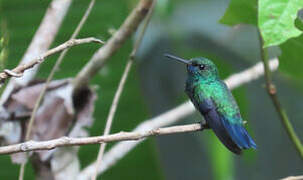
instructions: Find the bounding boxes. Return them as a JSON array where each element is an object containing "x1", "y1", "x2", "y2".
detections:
[{"x1": 164, "y1": 54, "x2": 256, "y2": 154}]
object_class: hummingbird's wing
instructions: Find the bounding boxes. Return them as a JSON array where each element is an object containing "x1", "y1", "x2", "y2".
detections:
[
  {"x1": 187, "y1": 82, "x2": 256, "y2": 154},
  {"x1": 203, "y1": 99, "x2": 243, "y2": 154},
  {"x1": 211, "y1": 82, "x2": 257, "y2": 151},
  {"x1": 186, "y1": 86, "x2": 242, "y2": 154},
  {"x1": 212, "y1": 99, "x2": 257, "y2": 151}
]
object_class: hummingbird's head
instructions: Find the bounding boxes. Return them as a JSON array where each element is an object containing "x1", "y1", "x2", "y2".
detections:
[{"x1": 164, "y1": 54, "x2": 219, "y2": 80}]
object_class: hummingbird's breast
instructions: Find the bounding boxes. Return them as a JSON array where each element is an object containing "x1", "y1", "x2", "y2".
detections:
[{"x1": 185, "y1": 76, "x2": 212, "y2": 96}]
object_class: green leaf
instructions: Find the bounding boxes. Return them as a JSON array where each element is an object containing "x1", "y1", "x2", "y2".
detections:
[
  {"x1": 258, "y1": 0, "x2": 303, "y2": 47},
  {"x1": 279, "y1": 34, "x2": 303, "y2": 81},
  {"x1": 220, "y1": 0, "x2": 257, "y2": 26}
]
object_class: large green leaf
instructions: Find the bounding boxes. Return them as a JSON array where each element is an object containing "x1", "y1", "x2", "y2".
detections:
[
  {"x1": 258, "y1": 0, "x2": 303, "y2": 47},
  {"x1": 220, "y1": 0, "x2": 257, "y2": 26}
]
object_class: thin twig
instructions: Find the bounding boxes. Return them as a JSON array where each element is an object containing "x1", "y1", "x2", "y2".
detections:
[
  {"x1": 71, "y1": 0, "x2": 96, "y2": 40},
  {"x1": 92, "y1": 60, "x2": 133, "y2": 180},
  {"x1": 43, "y1": 0, "x2": 96, "y2": 78},
  {"x1": 92, "y1": 1, "x2": 156, "y2": 180},
  {"x1": 0, "y1": 123, "x2": 203, "y2": 155},
  {"x1": 0, "y1": 38, "x2": 103, "y2": 83},
  {"x1": 17, "y1": 1, "x2": 98, "y2": 179},
  {"x1": 259, "y1": 33, "x2": 303, "y2": 159},
  {"x1": 72, "y1": 0, "x2": 153, "y2": 92},
  {"x1": 0, "y1": 0, "x2": 72, "y2": 105},
  {"x1": 78, "y1": 58, "x2": 279, "y2": 179},
  {"x1": 15, "y1": 1, "x2": 73, "y2": 179}
]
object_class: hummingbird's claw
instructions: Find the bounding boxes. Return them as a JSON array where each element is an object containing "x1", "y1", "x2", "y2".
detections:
[{"x1": 199, "y1": 121, "x2": 210, "y2": 130}]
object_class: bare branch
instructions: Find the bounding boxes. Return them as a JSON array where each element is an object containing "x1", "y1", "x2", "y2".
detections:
[
  {"x1": 15, "y1": 36, "x2": 102, "y2": 180},
  {"x1": 92, "y1": 1, "x2": 156, "y2": 179},
  {"x1": 0, "y1": 123, "x2": 203, "y2": 155},
  {"x1": 72, "y1": 0, "x2": 153, "y2": 92},
  {"x1": 24, "y1": 0, "x2": 98, "y2": 142},
  {"x1": 46, "y1": 0, "x2": 96, "y2": 78},
  {"x1": 0, "y1": 38, "x2": 103, "y2": 83},
  {"x1": 92, "y1": 60, "x2": 134, "y2": 179},
  {"x1": 17, "y1": 2, "x2": 97, "y2": 179},
  {"x1": 78, "y1": 58, "x2": 279, "y2": 179},
  {"x1": 16, "y1": 36, "x2": 102, "y2": 177},
  {"x1": 12, "y1": 1, "x2": 73, "y2": 179},
  {"x1": 0, "y1": 0, "x2": 72, "y2": 105}
]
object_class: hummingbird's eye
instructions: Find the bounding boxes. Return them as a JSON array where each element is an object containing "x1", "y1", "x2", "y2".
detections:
[{"x1": 199, "y1": 64, "x2": 206, "y2": 70}]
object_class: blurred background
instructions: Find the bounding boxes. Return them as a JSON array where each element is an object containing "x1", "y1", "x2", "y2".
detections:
[{"x1": 0, "y1": 0, "x2": 302, "y2": 179}]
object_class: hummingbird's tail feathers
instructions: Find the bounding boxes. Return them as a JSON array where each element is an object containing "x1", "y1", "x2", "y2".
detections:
[
  {"x1": 239, "y1": 126, "x2": 257, "y2": 149},
  {"x1": 205, "y1": 110, "x2": 242, "y2": 155},
  {"x1": 222, "y1": 119, "x2": 257, "y2": 150}
]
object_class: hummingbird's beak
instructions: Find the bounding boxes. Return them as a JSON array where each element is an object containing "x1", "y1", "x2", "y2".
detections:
[{"x1": 164, "y1": 53, "x2": 190, "y2": 65}]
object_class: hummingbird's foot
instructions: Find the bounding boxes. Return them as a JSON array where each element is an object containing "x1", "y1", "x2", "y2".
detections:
[{"x1": 200, "y1": 122, "x2": 210, "y2": 130}]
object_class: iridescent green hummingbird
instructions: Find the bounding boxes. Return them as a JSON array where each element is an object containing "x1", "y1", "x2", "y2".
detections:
[{"x1": 165, "y1": 54, "x2": 256, "y2": 154}]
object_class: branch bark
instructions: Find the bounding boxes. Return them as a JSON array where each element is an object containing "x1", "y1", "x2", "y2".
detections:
[
  {"x1": 72, "y1": 0, "x2": 153, "y2": 92},
  {"x1": 0, "y1": 123, "x2": 203, "y2": 155}
]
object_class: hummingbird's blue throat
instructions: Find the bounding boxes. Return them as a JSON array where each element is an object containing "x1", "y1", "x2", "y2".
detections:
[{"x1": 187, "y1": 65, "x2": 197, "y2": 74}]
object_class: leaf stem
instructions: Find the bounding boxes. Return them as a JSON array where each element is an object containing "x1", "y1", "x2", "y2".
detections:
[{"x1": 259, "y1": 31, "x2": 303, "y2": 159}]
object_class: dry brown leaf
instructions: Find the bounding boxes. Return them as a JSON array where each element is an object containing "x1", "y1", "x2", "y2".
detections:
[{"x1": 0, "y1": 79, "x2": 97, "y2": 168}]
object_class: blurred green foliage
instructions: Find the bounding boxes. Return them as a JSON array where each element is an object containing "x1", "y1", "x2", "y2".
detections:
[{"x1": 220, "y1": 0, "x2": 257, "y2": 25}]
